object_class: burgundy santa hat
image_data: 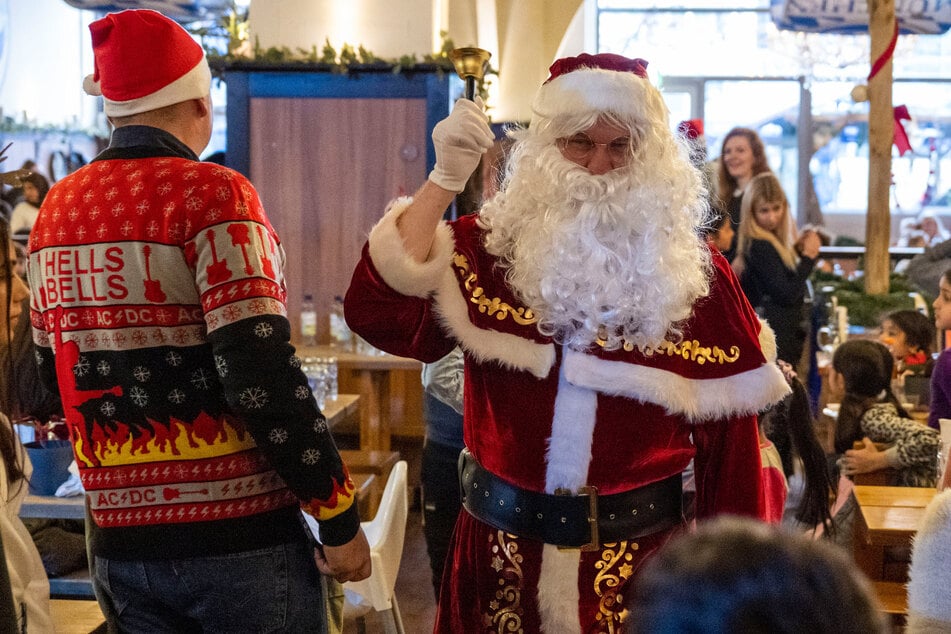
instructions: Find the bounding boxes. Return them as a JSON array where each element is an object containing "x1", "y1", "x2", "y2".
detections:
[
  {"x1": 83, "y1": 9, "x2": 211, "y2": 117},
  {"x1": 531, "y1": 53, "x2": 651, "y2": 128}
]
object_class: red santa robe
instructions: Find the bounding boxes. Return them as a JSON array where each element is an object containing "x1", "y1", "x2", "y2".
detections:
[{"x1": 345, "y1": 199, "x2": 791, "y2": 633}]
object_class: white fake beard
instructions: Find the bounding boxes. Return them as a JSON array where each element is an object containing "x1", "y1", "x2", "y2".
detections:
[{"x1": 482, "y1": 143, "x2": 711, "y2": 351}]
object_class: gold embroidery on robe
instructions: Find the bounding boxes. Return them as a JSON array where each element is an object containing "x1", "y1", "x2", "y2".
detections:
[
  {"x1": 484, "y1": 530, "x2": 524, "y2": 633},
  {"x1": 453, "y1": 253, "x2": 537, "y2": 326},
  {"x1": 592, "y1": 541, "x2": 638, "y2": 633},
  {"x1": 598, "y1": 337, "x2": 741, "y2": 365}
]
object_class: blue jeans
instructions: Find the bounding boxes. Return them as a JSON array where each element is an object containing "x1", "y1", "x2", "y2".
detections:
[{"x1": 92, "y1": 541, "x2": 327, "y2": 633}]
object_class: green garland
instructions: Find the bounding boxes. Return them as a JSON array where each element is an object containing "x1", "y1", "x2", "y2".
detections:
[
  {"x1": 189, "y1": 6, "x2": 495, "y2": 98},
  {"x1": 812, "y1": 269, "x2": 929, "y2": 327}
]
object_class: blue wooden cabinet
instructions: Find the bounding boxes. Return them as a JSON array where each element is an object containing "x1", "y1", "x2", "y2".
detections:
[{"x1": 222, "y1": 68, "x2": 451, "y2": 343}]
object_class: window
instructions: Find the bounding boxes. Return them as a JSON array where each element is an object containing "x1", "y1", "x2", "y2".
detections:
[{"x1": 595, "y1": 0, "x2": 951, "y2": 234}]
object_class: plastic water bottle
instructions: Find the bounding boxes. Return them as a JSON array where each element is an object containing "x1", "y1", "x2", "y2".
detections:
[
  {"x1": 301, "y1": 294, "x2": 317, "y2": 347},
  {"x1": 329, "y1": 295, "x2": 352, "y2": 349}
]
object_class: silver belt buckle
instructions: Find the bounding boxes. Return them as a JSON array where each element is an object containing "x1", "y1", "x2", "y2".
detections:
[{"x1": 555, "y1": 486, "x2": 599, "y2": 551}]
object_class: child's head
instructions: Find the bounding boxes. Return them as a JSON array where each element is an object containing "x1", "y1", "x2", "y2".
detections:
[
  {"x1": 831, "y1": 340, "x2": 906, "y2": 454},
  {"x1": 933, "y1": 268, "x2": 951, "y2": 331},
  {"x1": 703, "y1": 206, "x2": 734, "y2": 253},
  {"x1": 879, "y1": 309, "x2": 935, "y2": 362},
  {"x1": 830, "y1": 339, "x2": 893, "y2": 400}
]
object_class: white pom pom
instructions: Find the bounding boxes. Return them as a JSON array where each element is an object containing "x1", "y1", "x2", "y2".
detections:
[
  {"x1": 82, "y1": 74, "x2": 102, "y2": 97},
  {"x1": 850, "y1": 84, "x2": 868, "y2": 103}
]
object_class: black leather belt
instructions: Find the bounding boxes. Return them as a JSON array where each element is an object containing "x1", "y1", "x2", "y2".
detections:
[{"x1": 458, "y1": 448, "x2": 682, "y2": 550}]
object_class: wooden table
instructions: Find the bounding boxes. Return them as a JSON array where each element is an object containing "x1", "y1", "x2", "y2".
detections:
[
  {"x1": 320, "y1": 393, "x2": 361, "y2": 429},
  {"x1": 852, "y1": 485, "x2": 936, "y2": 581},
  {"x1": 300, "y1": 345, "x2": 422, "y2": 451}
]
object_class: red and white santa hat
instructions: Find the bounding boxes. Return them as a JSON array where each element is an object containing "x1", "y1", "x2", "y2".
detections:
[
  {"x1": 531, "y1": 53, "x2": 650, "y2": 128},
  {"x1": 83, "y1": 9, "x2": 211, "y2": 117}
]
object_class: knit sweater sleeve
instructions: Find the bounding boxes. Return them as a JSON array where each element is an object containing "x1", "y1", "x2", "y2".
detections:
[
  {"x1": 188, "y1": 171, "x2": 359, "y2": 546},
  {"x1": 861, "y1": 404, "x2": 940, "y2": 470}
]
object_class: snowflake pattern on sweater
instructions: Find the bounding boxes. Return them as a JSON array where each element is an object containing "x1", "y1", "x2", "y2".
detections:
[{"x1": 26, "y1": 127, "x2": 359, "y2": 559}]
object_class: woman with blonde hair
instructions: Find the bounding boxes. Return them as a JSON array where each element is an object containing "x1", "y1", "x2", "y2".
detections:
[{"x1": 733, "y1": 172, "x2": 820, "y2": 366}]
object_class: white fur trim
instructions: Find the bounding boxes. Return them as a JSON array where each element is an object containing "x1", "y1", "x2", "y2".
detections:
[
  {"x1": 94, "y1": 58, "x2": 212, "y2": 117},
  {"x1": 531, "y1": 66, "x2": 646, "y2": 128},
  {"x1": 538, "y1": 545, "x2": 581, "y2": 633},
  {"x1": 562, "y1": 349, "x2": 790, "y2": 422},
  {"x1": 907, "y1": 488, "x2": 951, "y2": 623},
  {"x1": 431, "y1": 267, "x2": 555, "y2": 379},
  {"x1": 758, "y1": 318, "x2": 778, "y2": 363},
  {"x1": 366, "y1": 197, "x2": 455, "y2": 298},
  {"x1": 545, "y1": 361, "x2": 598, "y2": 493}
]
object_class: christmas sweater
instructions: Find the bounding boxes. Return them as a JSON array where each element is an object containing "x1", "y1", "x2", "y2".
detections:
[{"x1": 27, "y1": 126, "x2": 359, "y2": 560}]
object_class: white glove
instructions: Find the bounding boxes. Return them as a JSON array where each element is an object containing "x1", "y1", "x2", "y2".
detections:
[{"x1": 428, "y1": 98, "x2": 495, "y2": 193}]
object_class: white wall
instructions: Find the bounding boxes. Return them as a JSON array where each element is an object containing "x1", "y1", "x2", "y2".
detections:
[{"x1": 249, "y1": 0, "x2": 436, "y2": 60}]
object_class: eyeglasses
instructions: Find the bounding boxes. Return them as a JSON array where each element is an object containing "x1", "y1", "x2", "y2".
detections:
[{"x1": 557, "y1": 133, "x2": 633, "y2": 165}]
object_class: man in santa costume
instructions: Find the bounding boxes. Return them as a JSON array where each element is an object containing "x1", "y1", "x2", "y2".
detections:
[{"x1": 345, "y1": 53, "x2": 789, "y2": 632}]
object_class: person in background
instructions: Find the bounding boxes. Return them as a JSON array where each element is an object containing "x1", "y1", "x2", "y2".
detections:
[
  {"x1": 833, "y1": 340, "x2": 940, "y2": 488},
  {"x1": 625, "y1": 516, "x2": 888, "y2": 634},
  {"x1": 917, "y1": 209, "x2": 951, "y2": 247},
  {"x1": 8, "y1": 173, "x2": 49, "y2": 238},
  {"x1": 420, "y1": 347, "x2": 464, "y2": 600},
  {"x1": 715, "y1": 126, "x2": 772, "y2": 261},
  {"x1": 929, "y1": 267, "x2": 951, "y2": 431},
  {"x1": 905, "y1": 235, "x2": 951, "y2": 297},
  {"x1": 345, "y1": 52, "x2": 788, "y2": 631},
  {"x1": 762, "y1": 360, "x2": 835, "y2": 535},
  {"x1": 0, "y1": 412, "x2": 55, "y2": 633},
  {"x1": 0, "y1": 190, "x2": 54, "y2": 632},
  {"x1": 702, "y1": 206, "x2": 735, "y2": 255},
  {"x1": 733, "y1": 172, "x2": 821, "y2": 367},
  {"x1": 27, "y1": 10, "x2": 369, "y2": 631},
  {"x1": 880, "y1": 309, "x2": 936, "y2": 378},
  {"x1": 906, "y1": 488, "x2": 951, "y2": 633}
]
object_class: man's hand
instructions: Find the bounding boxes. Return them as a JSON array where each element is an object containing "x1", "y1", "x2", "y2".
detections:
[
  {"x1": 314, "y1": 527, "x2": 372, "y2": 583},
  {"x1": 428, "y1": 98, "x2": 494, "y2": 193},
  {"x1": 841, "y1": 437, "x2": 888, "y2": 475}
]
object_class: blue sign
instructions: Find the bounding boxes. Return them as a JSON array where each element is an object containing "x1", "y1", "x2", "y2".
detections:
[{"x1": 771, "y1": 0, "x2": 951, "y2": 35}]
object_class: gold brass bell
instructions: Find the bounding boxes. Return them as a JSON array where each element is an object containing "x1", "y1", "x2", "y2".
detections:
[{"x1": 449, "y1": 47, "x2": 491, "y2": 101}]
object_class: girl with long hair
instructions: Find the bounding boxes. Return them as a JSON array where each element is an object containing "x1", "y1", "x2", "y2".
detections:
[
  {"x1": 761, "y1": 361, "x2": 835, "y2": 536},
  {"x1": 832, "y1": 339, "x2": 939, "y2": 488},
  {"x1": 732, "y1": 172, "x2": 820, "y2": 366}
]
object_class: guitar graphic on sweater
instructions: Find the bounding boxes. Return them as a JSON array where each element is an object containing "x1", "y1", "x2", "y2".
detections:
[
  {"x1": 205, "y1": 229, "x2": 233, "y2": 285},
  {"x1": 227, "y1": 224, "x2": 255, "y2": 275},
  {"x1": 256, "y1": 225, "x2": 275, "y2": 278},
  {"x1": 51, "y1": 306, "x2": 123, "y2": 467},
  {"x1": 142, "y1": 245, "x2": 166, "y2": 303}
]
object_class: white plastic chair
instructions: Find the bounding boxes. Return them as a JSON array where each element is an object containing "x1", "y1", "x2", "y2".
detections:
[{"x1": 343, "y1": 460, "x2": 408, "y2": 634}]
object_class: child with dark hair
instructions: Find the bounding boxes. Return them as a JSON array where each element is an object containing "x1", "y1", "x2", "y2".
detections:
[
  {"x1": 880, "y1": 309, "x2": 936, "y2": 378},
  {"x1": 701, "y1": 205, "x2": 734, "y2": 255},
  {"x1": 832, "y1": 339, "x2": 939, "y2": 487},
  {"x1": 761, "y1": 361, "x2": 835, "y2": 535},
  {"x1": 626, "y1": 516, "x2": 888, "y2": 634}
]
